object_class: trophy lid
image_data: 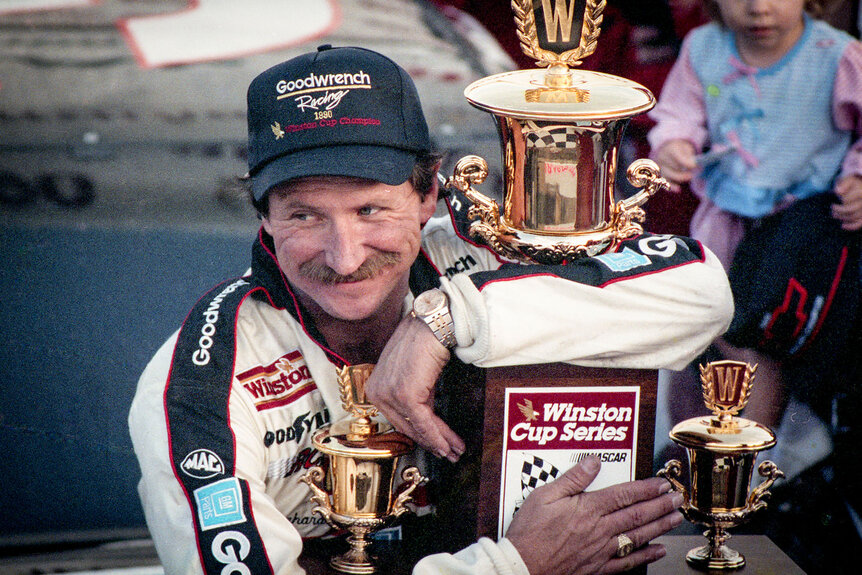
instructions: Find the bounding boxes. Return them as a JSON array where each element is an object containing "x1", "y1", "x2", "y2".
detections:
[
  {"x1": 463, "y1": 68, "x2": 655, "y2": 122},
  {"x1": 464, "y1": 0, "x2": 653, "y2": 121},
  {"x1": 668, "y1": 360, "x2": 777, "y2": 452},
  {"x1": 669, "y1": 416, "x2": 776, "y2": 453},
  {"x1": 312, "y1": 425, "x2": 415, "y2": 459},
  {"x1": 311, "y1": 363, "x2": 416, "y2": 459}
]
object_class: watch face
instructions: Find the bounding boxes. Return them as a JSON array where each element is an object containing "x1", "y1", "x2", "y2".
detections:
[{"x1": 414, "y1": 289, "x2": 446, "y2": 316}]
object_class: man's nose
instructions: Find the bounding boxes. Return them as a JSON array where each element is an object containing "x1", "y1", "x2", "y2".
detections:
[{"x1": 324, "y1": 220, "x2": 366, "y2": 275}]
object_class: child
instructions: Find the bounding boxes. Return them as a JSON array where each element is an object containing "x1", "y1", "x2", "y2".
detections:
[{"x1": 649, "y1": 0, "x2": 862, "y2": 429}]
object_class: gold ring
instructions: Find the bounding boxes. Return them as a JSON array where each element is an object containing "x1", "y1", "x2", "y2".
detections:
[{"x1": 616, "y1": 533, "x2": 635, "y2": 558}]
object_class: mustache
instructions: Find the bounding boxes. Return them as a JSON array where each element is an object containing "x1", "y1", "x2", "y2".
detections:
[{"x1": 298, "y1": 251, "x2": 402, "y2": 284}]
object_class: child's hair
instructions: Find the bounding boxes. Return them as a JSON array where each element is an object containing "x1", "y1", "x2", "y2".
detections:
[{"x1": 704, "y1": 0, "x2": 827, "y2": 25}]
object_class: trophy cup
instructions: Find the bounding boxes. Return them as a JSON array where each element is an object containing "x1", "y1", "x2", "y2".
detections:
[
  {"x1": 446, "y1": 0, "x2": 669, "y2": 264},
  {"x1": 458, "y1": 2, "x2": 669, "y2": 537},
  {"x1": 301, "y1": 364, "x2": 427, "y2": 574},
  {"x1": 657, "y1": 360, "x2": 785, "y2": 570}
]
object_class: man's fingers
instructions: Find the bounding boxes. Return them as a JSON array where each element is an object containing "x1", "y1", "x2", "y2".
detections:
[
  {"x1": 602, "y1": 488, "x2": 684, "y2": 537},
  {"x1": 598, "y1": 543, "x2": 668, "y2": 575},
  {"x1": 590, "y1": 477, "x2": 674, "y2": 516},
  {"x1": 364, "y1": 371, "x2": 464, "y2": 461},
  {"x1": 396, "y1": 405, "x2": 464, "y2": 462},
  {"x1": 534, "y1": 456, "x2": 601, "y2": 501},
  {"x1": 595, "y1": 508, "x2": 682, "y2": 575},
  {"x1": 616, "y1": 509, "x2": 684, "y2": 554},
  {"x1": 438, "y1": 423, "x2": 466, "y2": 460}
]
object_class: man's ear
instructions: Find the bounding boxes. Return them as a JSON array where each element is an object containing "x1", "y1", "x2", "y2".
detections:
[
  {"x1": 419, "y1": 161, "x2": 443, "y2": 224},
  {"x1": 261, "y1": 215, "x2": 273, "y2": 236}
]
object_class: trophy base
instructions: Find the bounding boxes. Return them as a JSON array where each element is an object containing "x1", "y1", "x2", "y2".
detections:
[
  {"x1": 685, "y1": 542, "x2": 745, "y2": 571},
  {"x1": 330, "y1": 553, "x2": 377, "y2": 575},
  {"x1": 326, "y1": 528, "x2": 384, "y2": 574}
]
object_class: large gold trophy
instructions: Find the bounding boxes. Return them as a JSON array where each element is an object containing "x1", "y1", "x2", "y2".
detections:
[
  {"x1": 458, "y1": 1, "x2": 668, "y2": 538},
  {"x1": 301, "y1": 365, "x2": 427, "y2": 574},
  {"x1": 658, "y1": 360, "x2": 785, "y2": 570},
  {"x1": 447, "y1": 0, "x2": 669, "y2": 263}
]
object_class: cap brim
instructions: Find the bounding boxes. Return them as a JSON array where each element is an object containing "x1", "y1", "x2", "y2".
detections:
[{"x1": 251, "y1": 145, "x2": 418, "y2": 200}]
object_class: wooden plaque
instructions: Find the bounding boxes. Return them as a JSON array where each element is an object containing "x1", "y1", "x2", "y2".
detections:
[{"x1": 477, "y1": 363, "x2": 658, "y2": 538}]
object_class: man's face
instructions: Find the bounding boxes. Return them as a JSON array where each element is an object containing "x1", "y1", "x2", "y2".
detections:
[{"x1": 262, "y1": 175, "x2": 438, "y2": 322}]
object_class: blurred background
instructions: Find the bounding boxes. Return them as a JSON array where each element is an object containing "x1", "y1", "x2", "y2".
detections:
[
  {"x1": 0, "y1": 1, "x2": 507, "y2": 569},
  {"x1": 1, "y1": 1, "x2": 860, "y2": 573}
]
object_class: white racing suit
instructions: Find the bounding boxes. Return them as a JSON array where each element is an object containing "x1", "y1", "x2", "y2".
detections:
[{"x1": 129, "y1": 188, "x2": 733, "y2": 574}]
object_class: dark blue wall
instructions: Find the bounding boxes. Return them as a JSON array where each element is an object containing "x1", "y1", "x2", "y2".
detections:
[{"x1": 0, "y1": 225, "x2": 252, "y2": 541}]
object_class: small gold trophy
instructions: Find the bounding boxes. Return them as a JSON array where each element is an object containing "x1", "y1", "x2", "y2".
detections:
[
  {"x1": 657, "y1": 360, "x2": 785, "y2": 570},
  {"x1": 446, "y1": 0, "x2": 669, "y2": 264},
  {"x1": 301, "y1": 364, "x2": 427, "y2": 574}
]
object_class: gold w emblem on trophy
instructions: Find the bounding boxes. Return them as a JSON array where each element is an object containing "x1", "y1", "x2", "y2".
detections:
[
  {"x1": 336, "y1": 364, "x2": 381, "y2": 441},
  {"x1": 336, "y1": 364, "x2": 378, "y2": 419},
  {"x1": 512, "y1": 0, "x2": 605, "y2": 68},
  {"x1": 700, "y1": 360, "x2": 756, "y2": 417}
]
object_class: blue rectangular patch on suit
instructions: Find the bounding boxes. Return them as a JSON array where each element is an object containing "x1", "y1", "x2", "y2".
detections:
[
  {"x1": 194, "y1": 477, "x2": 246, "y2": 530},
  {"x1": 594, "y1": 247, "x2": 651, "y2": 272}
]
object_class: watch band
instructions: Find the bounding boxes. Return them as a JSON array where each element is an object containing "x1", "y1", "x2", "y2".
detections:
[
  {"x1": 411, "y1": 289, "x2": 457, "y2": 349},
  {"x1": 421, "y1": 308, "x2": 456, "y2": 349}
]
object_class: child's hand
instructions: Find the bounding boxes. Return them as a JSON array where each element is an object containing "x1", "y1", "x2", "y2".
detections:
[
  {"x1": 653, "y1": 140, "x2": 697, "y2": 192},
  {"x1": 832, "y1": 175, "x2": 862, "y2": 231}
]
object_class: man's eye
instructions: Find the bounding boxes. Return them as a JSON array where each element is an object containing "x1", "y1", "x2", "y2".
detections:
[
  {"x1": 358, "y1": 206, "x2": 380, "y2": 216},
  {"x1": 289, "y1": 212, "x2": 313, "y2": 221}
]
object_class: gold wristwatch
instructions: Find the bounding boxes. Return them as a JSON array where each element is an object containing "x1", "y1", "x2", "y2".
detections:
[{"x1": 411, "y1": 289, "x2": 456, "y2": 349}]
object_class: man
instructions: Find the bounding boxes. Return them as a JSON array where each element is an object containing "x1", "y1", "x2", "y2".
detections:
[{"x1": 129, "y1": 45, "x2": 733, "y2": 574}]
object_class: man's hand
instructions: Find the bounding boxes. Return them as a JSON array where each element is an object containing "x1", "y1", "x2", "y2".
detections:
[
  {"x1": 833, "y1": 175, "x2": 862, "y2": 231},
  {"x1": 365, "y1": 315, "x2": 465, "y2": 462},
  {"x1": 505, "y1": 457, "x2": 684, "y2": 575},
  {"x1": 653, "y1": 140, "x2": 698, "y2": 192}
]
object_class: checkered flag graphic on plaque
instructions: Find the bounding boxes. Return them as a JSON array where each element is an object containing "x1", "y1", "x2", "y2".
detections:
[
  {"x1": 525, "y1": 126, "x2": 580, "y2": 149},
  {"x1": 520, "y1": 455, "x2": 561, "y2": 499}
]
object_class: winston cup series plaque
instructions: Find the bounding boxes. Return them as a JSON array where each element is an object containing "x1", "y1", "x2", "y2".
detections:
[
  {"x1": 477, "y1": 365, "x2": 657, "y2": 538},
  {"x1": 498, "y1": 386, "x2": 640, "y2": 536}
]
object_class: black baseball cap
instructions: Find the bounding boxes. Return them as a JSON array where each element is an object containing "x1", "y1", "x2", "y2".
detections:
[{"x1": 246, "y1": 45, "x2": 431, "y2": 200}]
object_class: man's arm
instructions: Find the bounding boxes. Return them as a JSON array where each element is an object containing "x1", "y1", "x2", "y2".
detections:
[
  {"x1": 365, "y1": 314, "x2": 464, "y2": 463},
  {"x1": 369, "y1": 234, "x2": 732, "y2": 462},
  {"x1": 130, "y1": 334, "x2": 308, "y2": 574},
  {"x1": 446, "y1": 234, "x2": 732, "y2": 371}
]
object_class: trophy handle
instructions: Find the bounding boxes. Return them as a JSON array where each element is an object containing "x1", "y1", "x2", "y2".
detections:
[
  {"x1": 300, "y1": 466, "x2": 335, "y2": 525},
  {"x1": 611, "y1": 159, "x2": 669, "y2": 238},
  {"x1": 447, "y1": 155, "x2": 501, "y2": 229},
  {"x1": 746, "y1": 460, "x2": 784, "y2": 513},
  {"x1": 620, "y1": 159, "x2": 670, "y2": 210},
  {"x1": 389, "y1": 466, "x2": 428, "y2": 519},
  {"x1": 657, "y1": 459, "x2": 691, "y2": 512}
]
